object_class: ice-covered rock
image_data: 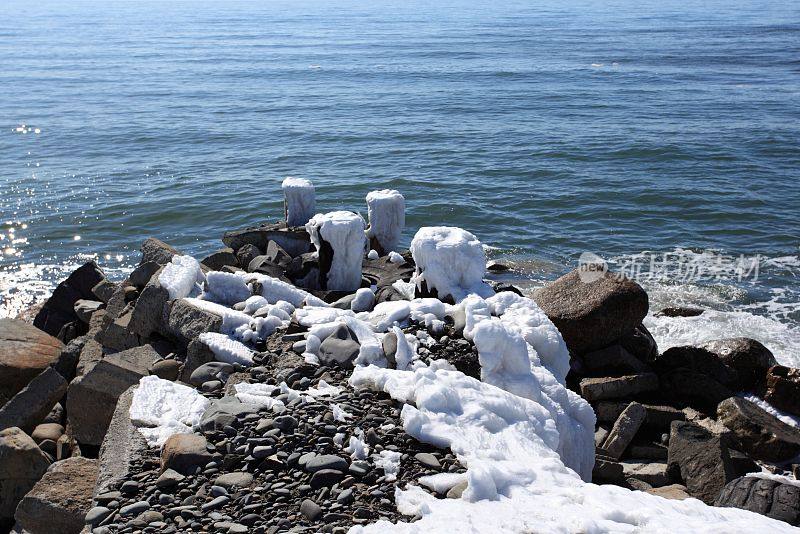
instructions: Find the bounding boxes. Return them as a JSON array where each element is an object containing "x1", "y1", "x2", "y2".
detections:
[
  {"x1": 129, "y1": 376, "x2": 210, "y2": 446},
  {"x1": 365, "y1": 189, "x2": 405, "y2": 255},
  {"x1": 282, "y1": 177, "x2": 315, "y2": 227},
  {"x1": 159, "y1": 255, "x2": 204, "y2": 300},
  {"x1": 197, "y1": 332, "x2": 254, "y2": 366},
  {"x1": 202, "y1": 271, "x2": 251, "y2": 305},
  {"x1": 242, "y1": 272, "x2": 327, "y2": 307},
  {"x1": 306, "y1": 211, "x2": 367, "y2": 291},
  {"x1": 351, "y1": 288, "x2": 375, "y2": 313},
  {"x1": 410, "y1": 226, "x2": 492, "y2": 302}
]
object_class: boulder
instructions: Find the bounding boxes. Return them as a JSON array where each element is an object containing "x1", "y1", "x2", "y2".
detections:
[
  {"x1": 166, "y1": 299, "x2": 223, "y2": 347},
  {"x1": 181, "y1": 338, "x2": 217, "y2": 382},
  {"x1": 0, "y1": 427, "x2": 50, "y2": 522},
  {"x1": 223, "y1": 223, "x2": 312, "y2": 257},
  {"x1": 602, "y1": 402, "x2": 646, "y2": 459},
  {"x1": 318, "y1": 326, "x2": 360, "y2": 368},
  {"x1": 95, "y1": 307, "x2": 142, "y2": 352},
  {"x1": 620, "y1": 461, "x2": 668, "y2": 487},
  {"x1": 128, "y1": 279, "x2": 169, "y2": 338},
  {"x1": 91, "y1": 279, "x2": 117, "y2": 304},
  {"x1": 199, "y1": 396, "x2": 259, "y2": 432},
  {"x1": 592, "y1": 456, "x2": 624, "y2": 483},
  {"x1": 149, "y1": 359, "x2": 181, "y2": 381},
  {"x1": 161, "y1": 433, "x2": 211, "y2": 475},
  {"x1": 717, "y1": 397, "x2": 800, "y2": 462},
  {"x1": 73, "y1": 300, "x2": 102, "y2": 324},
  {"x1": 655, "y1": 307, "x2": 704, "y2": 318},
  {"x1": 0, "y1": 367, "x2": 68, "y2": 432},
  {"x1": 94, "y1": 387, "x2": 148, "y2": 496},
  {"x1": 33, "y1": 262, "x2": 105, "y2": 337},
  {"x1": 582, "y1": 345, "x2": 649, "y2": 374},
  {"x1": 140, "y1": 237, "x2": 181, "y2": 266},
  {"x1": 52, "y1": 335, "x2": 84, "y2": 382},
  {"x1": 618, "y1": 324, "x2": 658, "y2": 362},
  {"x1": 658, "y1": 367, "x2": 733, "y2": 414},
  {"x1": 235, "y1": 244, "x2": 261, "y2": 271},
  {"x1": 264, "y1": 240, "x2": 292, "y2": 267},
  {"x1": 765, "y1": 365, "x2": 800, "y2": 416},
  {"x1": 658, "y1": 338, "x2": 776, "y2": 393},
  {"x1": 579, "y1": 373, "x2": 658, "y2": 402},
  {"x1": 66, "y1": 345, "x2": 158, "y2": 446},
  {"x1": 249, "y1": 255, "x2": 291, "y2": 281},
  {"x1": 75, "y1": 312, "x2": 105, "y2": 378},
  {"x1": 716, "y1": 475, "x2": 800, "y2": 526},
  {"x1": 31, "y1": 423, "x2": 63, "y2": 444},
  {"x1": 13, "y1": 456, "x2": 97, "y2": 534},
  {"x1": 189, "y1": 362, "x2": 233, "y2": 387},
  {"x1": 128, "y1": 261, "x2": 161, "y2": 289},
  {"x1": 0, "y1": 319, "x2": 64, "y2": 401},
  {"x1": 200, "y1": 248, "x2": 238, "y2": 271},
  {"x1": 667, "y1": 421, "x2": 738, "y2": 504},
  {"x1": 533, "y1": 269, "x2": 648, "y2": 354}
]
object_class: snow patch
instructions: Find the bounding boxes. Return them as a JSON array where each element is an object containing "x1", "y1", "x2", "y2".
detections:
[
  {"x1": 202, "y1": 271, "x2": 251, "y2": 305},
  {"x1": 159, "y1": 255, "x2": 204, "y2": 300},
  {"x1": 129, "y1": 375, "x2": 210, "y2": 447},
  {"x1": 242, "y1": 272, "x2": 328, "y2": 308},
  {"x1": 198, "y1": 332, "x2": 255, "y2": 366}
]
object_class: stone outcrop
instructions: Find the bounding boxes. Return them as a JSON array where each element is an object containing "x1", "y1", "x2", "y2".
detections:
[{"x1": 667, "y1": 421, "x2": 738, "y2": 504}]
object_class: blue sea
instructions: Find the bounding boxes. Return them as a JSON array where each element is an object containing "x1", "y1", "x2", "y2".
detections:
[{"x1": 1, "y1": 0, "x2": 798, "y2": 362}]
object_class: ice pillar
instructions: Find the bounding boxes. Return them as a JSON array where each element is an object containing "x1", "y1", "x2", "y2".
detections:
[
  {"x1": 281, "y1": 177, "x2": 315, "y2": 227},
  {"x1": 365, "y1": 189, "x2": 405, "y2": 255},
  {"x1": 306, "y1": 211, "x2": 367, "y2": 291}
]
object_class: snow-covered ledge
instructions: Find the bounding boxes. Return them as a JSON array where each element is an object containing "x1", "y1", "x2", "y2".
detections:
[
  {"x1": 281, "y1": 177, "x2": 315, "y2": 227},
  {"x1": 365, "y1": 189, "x2": 405, "y2": 255},
  {"x1": 306, "y1": 211, "x2": 367, "y2": 291}
]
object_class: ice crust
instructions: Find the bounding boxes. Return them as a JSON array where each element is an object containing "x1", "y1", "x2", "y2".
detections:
[
  {"x1": 306, "y1": 211, "x2": 367, "y2": 291},
  {"x1": 349, "y1": 365, "x2": 794, "y2": 534},
  {"x1": 202, "y1": 271, "x2": 251, "y2": 305},
  {"x1": 198, "y1": 332, "x2": 254, "y2": 366},
  {"x1": 242, "y1": 272, "x2": 328, "y2": 308},
  {"x1": 366, "y1": 189, "x2": 405, "y2": 254},
  {"x1": 129, "y1": 375, "x2": 211, "y2": 446},
  {"x1": 159, "y1": 255, "x2": 205, "y2": 300},
  {"x1": 282, "y1": 177, "x2": 316, "y2": 227},
  {"x1": 410, "y1": 227, "x2": 492, "y2": 302}
]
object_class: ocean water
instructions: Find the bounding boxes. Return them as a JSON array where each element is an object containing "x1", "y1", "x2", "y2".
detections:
[{"x1": 1, "y1": 0, "x2": 799, "y2": 362}]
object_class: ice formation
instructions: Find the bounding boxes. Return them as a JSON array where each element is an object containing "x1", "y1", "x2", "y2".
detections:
[
  {"x1": 233, "y1": 383, "x2": 287, "y2": 412},
  {"x1": 410, "y1": 226, "x2": 492, "y2": 302},
  {"x1": 388, "y1": 251, "x2": 405, "y2": 264},
  {"x1": 306, "y1": 211, "x2": 367, "y2": 291},
  {"x1": 198, "y1": 332, "x2": 254, "y2": 366},
  {"x1": 159, "y1": 255, "x2": 205, "y2": 300},
  {"x1": 202, "y1": 271, "x2": 251, "y2": 305},
  {"x1": 242, "y1": 272, "x2": 327, "y2": 307},
  {"x1": 349, "y1": 365, "x2": 794, "y2": 533},
  {"x1": 129, "y1": 375, "x2": 210, "y2": 446},
  {"x1": 367, "y1": 249, "x2": 380, "y2": 260},
  {"x1": 281, "y1": 177, "x2": 316, "y2": 227},
  {"x1": 365, "y1": 189, "x2": 405, "y2": 254},
  {"x1": 375, "y1": 450, "x2": 402, "y2": 482}
]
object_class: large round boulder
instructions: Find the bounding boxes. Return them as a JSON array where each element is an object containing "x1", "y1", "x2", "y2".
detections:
[
  {"x1": 0, "y1": 319, "x2": 64, "y2": 402},
  {"x1": 533, "y1": 269, "x2": 648, "y2": 355}
]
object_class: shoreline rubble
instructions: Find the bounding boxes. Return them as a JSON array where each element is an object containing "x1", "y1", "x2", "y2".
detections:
[{"x1": 0, "y1": 180, "x2": 798, "y2": 532}]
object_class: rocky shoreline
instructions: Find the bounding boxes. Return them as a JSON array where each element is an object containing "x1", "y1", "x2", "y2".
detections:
[{"x1": 1, "y1": 183, "x2": 800, "y2": 533}]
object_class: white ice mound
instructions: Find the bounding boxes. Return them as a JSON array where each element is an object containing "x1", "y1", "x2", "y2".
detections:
[
  {"x1": 202, "y1": 271, "x2": 251, "y2": 305},
  {"x1": 129, "y1": 375, "x2": 210, "y2": 446},
  {"x1": 198, "y1": 332, "x2": 254, "y2": 366},
  {"x1": 349, "y1": 366, "x2": 795, "y2": 534},
  {"x1": 159, "y1": 255, "x2": 205, "y2": 300},
  {"x1": 306, "y1": 211, "x2": 367, "y2": 291},
  {"x1": 241, "y1": 272, "x2": 328, "y2": 307},
  {"x1": 366, "y1": 189, "x2": 405, "y2": 254},
  {"x1": 410, "y1": 226, "x2": 492, "y2": 302},
  {"x1": 282, "y1": 176, "x2": 316, "y2": 227}
]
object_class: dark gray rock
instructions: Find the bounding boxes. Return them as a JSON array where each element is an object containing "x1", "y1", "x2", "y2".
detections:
[
  {"x1": 658, "y1": 367, "x2": 733, "y2": 414},
  {"x1": 201, "y1": 248, "x2": 238, "y2": 271},
  {"x1": 667, "y1": 421, "x2": 738, "y2": 504},
  {"x1": 579, "y1": 373, "x2": 658, "y2": 402},
  {"x1": 189, "y1": 362, "x2": 233, "y2": 387},
  {"x1": 305, "y1": 454, "x2": 348, "y2": 473},
  {"x1": 602, "y1": 402, "x2": 646, "y2": 460},
  {"x1": 765, "y1": 365, "x2": 800, "y2": 417},
  {"x1": 716, "y1": 476, "x2": 800, "y2": 526},
  {"x1": 167, "y1": 298, "x2": 223, "y2": 347},
  {"x1": 717, "y1": 397, "x2": 800, "y2": 462},
  {"x1": 0, "y1": 367, "x2": 67, "y2": 432},
  {"x1": 73, "y1": 299, "x2": 103, "y2": 324},
  {"x1": 300, "y1": 499, "x2": 322, "y2": 521},
  {"x1": 149, "y1": 359, "x2": 181, "y2": 381},
  {"x1": 129, "y1": 261, "x2": 161, "y2": 289},
  {"x1": 235, "y1": 244, "x2": 262, "y2": 271},
  {"x1": 214, "y1": 472, "x2": 254, "y2": 490},
  {"x1": 161, "y1": 433, "x2": 211, "y2": 475},
  {"x1": 583, "y1": 345, "x2": 649, "y2": 374},
  {"x1": 128, "y1": 278, "x2": 169, "y2": 339},
  {"x1": 34, "y1": 261, "x2": 105, "y2": 337},
  {"x1": 199, "y1": 397, "x2": 259, "y2": 432},
  {"x1": 140, "y1": 237, "x2": 181, "y2": 266},
  {"x1": 318, "y1": 325, "x2": 360, "y2": 368}
]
